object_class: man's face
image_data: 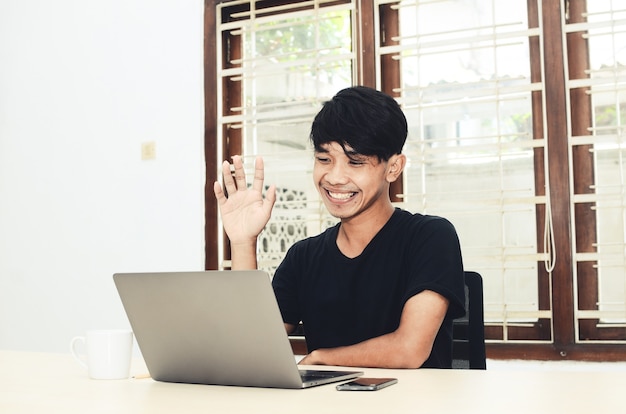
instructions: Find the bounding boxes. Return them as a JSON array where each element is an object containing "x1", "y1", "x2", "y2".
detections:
[{"x1": 313, "y1": 142, "x2": 393, "y2": 221}]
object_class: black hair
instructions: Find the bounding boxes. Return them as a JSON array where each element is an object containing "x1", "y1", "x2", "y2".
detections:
[{"x1": 309, "y1": 86, "x2": 408, "y2": 161}]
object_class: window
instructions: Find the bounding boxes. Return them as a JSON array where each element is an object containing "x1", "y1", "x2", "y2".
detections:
[
  {"x1": 566, "y1": 1, "x2": 626, "y2": 344},
  {"x1": 376, "y1": 0, "x2": 551, "y2": 343},
  {"x1": 205, "y1": 0, "x2": 626, "y2": 359},
  {"x1": 214, "y1": 0, "x2": 354, "y2": 272}
]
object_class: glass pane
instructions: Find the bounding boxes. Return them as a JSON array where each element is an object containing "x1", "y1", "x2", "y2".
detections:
[
  {"x1": 388, "y1": 0, "x2": 543, "y2": 328},
  {"x1": 570, "y1": 1, "x2": 626, "y2": 337},
  {"x1": 218, "y1": 2, "x2": 354, "y2": 273}
]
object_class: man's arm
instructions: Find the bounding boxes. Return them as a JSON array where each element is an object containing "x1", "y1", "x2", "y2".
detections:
[{"x1": 298, "y1": 289, "x2": 449, "y2": 369}]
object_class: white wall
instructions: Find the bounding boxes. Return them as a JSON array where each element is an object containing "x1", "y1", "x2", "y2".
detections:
[{"x1": 0, "y1": 0, "x2": 205, "y2": 353}]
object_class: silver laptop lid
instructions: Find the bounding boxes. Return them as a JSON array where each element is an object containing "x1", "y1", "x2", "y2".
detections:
[{"x1": 113, "y1": 270, "x2": 361, "y2": 389}]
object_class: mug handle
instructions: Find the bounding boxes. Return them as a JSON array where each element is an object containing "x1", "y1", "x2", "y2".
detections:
[{"x1": 70, "y1": 336, "x2": 88, "y2": 369}]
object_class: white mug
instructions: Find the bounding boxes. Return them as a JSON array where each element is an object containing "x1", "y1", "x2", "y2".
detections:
[{"x1": 70, "y1": 329, "x2": 134, "y2": 380}]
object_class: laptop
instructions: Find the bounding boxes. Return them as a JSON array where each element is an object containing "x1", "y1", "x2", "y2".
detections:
[{"x1": 113, "y1": 270, "x2": 363, "y2": 389}]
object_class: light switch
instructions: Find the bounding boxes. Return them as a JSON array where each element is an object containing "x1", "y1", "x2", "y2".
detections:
[{"x1": 141, "y1": 141, "x2": 156, "y2": 160}]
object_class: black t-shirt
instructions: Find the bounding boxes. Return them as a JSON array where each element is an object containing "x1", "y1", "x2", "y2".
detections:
[{"x1": 272, "y1": 208, "x2": 466, "y2": 368}]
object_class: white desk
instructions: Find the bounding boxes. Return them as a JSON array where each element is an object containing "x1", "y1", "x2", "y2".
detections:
[{"x1": 0, "y1": 350, "x2": 623, "y2": 413}]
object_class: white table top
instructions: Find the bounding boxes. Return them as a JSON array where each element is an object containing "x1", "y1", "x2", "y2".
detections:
[{"x1": 0, "y1": 350, "x2": 623, "y2": 413}]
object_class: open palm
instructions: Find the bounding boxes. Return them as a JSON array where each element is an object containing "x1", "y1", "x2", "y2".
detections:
[{"x1": 213, "y1": 156, "x2": 276, "y2": 244}]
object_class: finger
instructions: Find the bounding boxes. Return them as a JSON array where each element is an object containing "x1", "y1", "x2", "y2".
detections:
[
  {"x1": 264, "y1": 183, "x2": 277, "y2": 211},
  {"x1": 213, "y1": 181, "x2": 227, "y2": 205},
  {"x1": 231, "y1": 155, "x2": 248, "y2": 192},
  {"x1": 221, "y1": 160, "x2": 237, "y2": 196},
  {"x1": 251, "y1": 156, "x2": 266, "y2": 193}
]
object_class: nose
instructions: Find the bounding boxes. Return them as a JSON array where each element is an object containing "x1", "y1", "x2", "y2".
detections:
[{"x1": 324, "y1": 162, "x2": 349, "y2": 185}]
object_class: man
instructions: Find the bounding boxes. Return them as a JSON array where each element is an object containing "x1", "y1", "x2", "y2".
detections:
[{"x1": 214, "y1": 86, "x2": 465, "y2": 369}]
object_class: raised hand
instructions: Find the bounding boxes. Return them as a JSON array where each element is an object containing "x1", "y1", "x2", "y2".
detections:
[{"x1": 213, "y1": 156, "x2": 276, "y2": 268}]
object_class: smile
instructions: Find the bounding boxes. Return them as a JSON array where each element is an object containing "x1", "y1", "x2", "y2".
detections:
[{"x1": 327, "y1": 191, "x2": 356, "y2": 201}]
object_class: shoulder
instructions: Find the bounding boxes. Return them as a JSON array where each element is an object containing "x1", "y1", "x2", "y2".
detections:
[
  {"x1": 390, "y1": 208, "x2": 459, "y2": 238},
  {"x1": 274, "y1": 223, "x2": 340, "y2": 280},
  {"x1": 283, "y1": 222, "x2": 339, "y2": 258}
]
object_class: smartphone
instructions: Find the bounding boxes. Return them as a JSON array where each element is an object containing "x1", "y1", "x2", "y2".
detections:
[{"x1": 336, "y1": 377, "x2": 398, "y2": 391}]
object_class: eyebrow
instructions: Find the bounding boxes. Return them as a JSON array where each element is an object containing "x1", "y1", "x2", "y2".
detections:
[{"x1": 346, "y1": 150, "x2": 365, "y2": 159}]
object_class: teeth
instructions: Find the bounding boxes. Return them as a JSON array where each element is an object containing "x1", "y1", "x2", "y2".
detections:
[{"x1": 329, "y1": 191, "x2": 355, "y2": 200}]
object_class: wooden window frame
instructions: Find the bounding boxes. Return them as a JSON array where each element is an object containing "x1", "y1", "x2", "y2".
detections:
[{"x1": 204, "y1": 0, "x2": 626, "y2": 360}]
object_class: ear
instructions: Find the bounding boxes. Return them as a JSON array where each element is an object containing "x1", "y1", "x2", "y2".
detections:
[{"x1": 386, "y1": 154, "x2": 406, "y2": 183}]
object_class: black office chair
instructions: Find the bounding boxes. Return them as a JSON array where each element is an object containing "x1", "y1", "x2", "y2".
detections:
[{"x1": 452, "y1": 271, "x2": 487, "y2": 369}]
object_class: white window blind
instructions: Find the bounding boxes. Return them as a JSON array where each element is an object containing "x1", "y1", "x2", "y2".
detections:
[
  {"x1": 214, "y1": 0, "x2": 626, "y2": 345},
  {"x1": 216, "y1": 0, "x2": 355, "y2": 272},
  {"x1": 374, "y1": 0, "x2": 551, "y2": 336},
  {"x1": 565, "y1": 2, "x2": 626, "y2": 338}
]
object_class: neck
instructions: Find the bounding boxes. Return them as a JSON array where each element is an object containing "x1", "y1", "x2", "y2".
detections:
[{"x1": 336, "y1": 204, "x2": 395, "y2": 258}]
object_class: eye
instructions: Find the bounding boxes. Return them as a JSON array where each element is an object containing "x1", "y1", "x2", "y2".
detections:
[
  {"x1": 347, "y1": 155, "x2": 368, "y2": 166},
  {"x1": 315, "y1": 155, "x2": 331, "y2": 164}
]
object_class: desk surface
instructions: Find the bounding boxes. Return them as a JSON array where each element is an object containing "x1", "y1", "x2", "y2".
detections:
[{"x1": 1, "y1": 350, "x2": 624, "y2": 414}]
